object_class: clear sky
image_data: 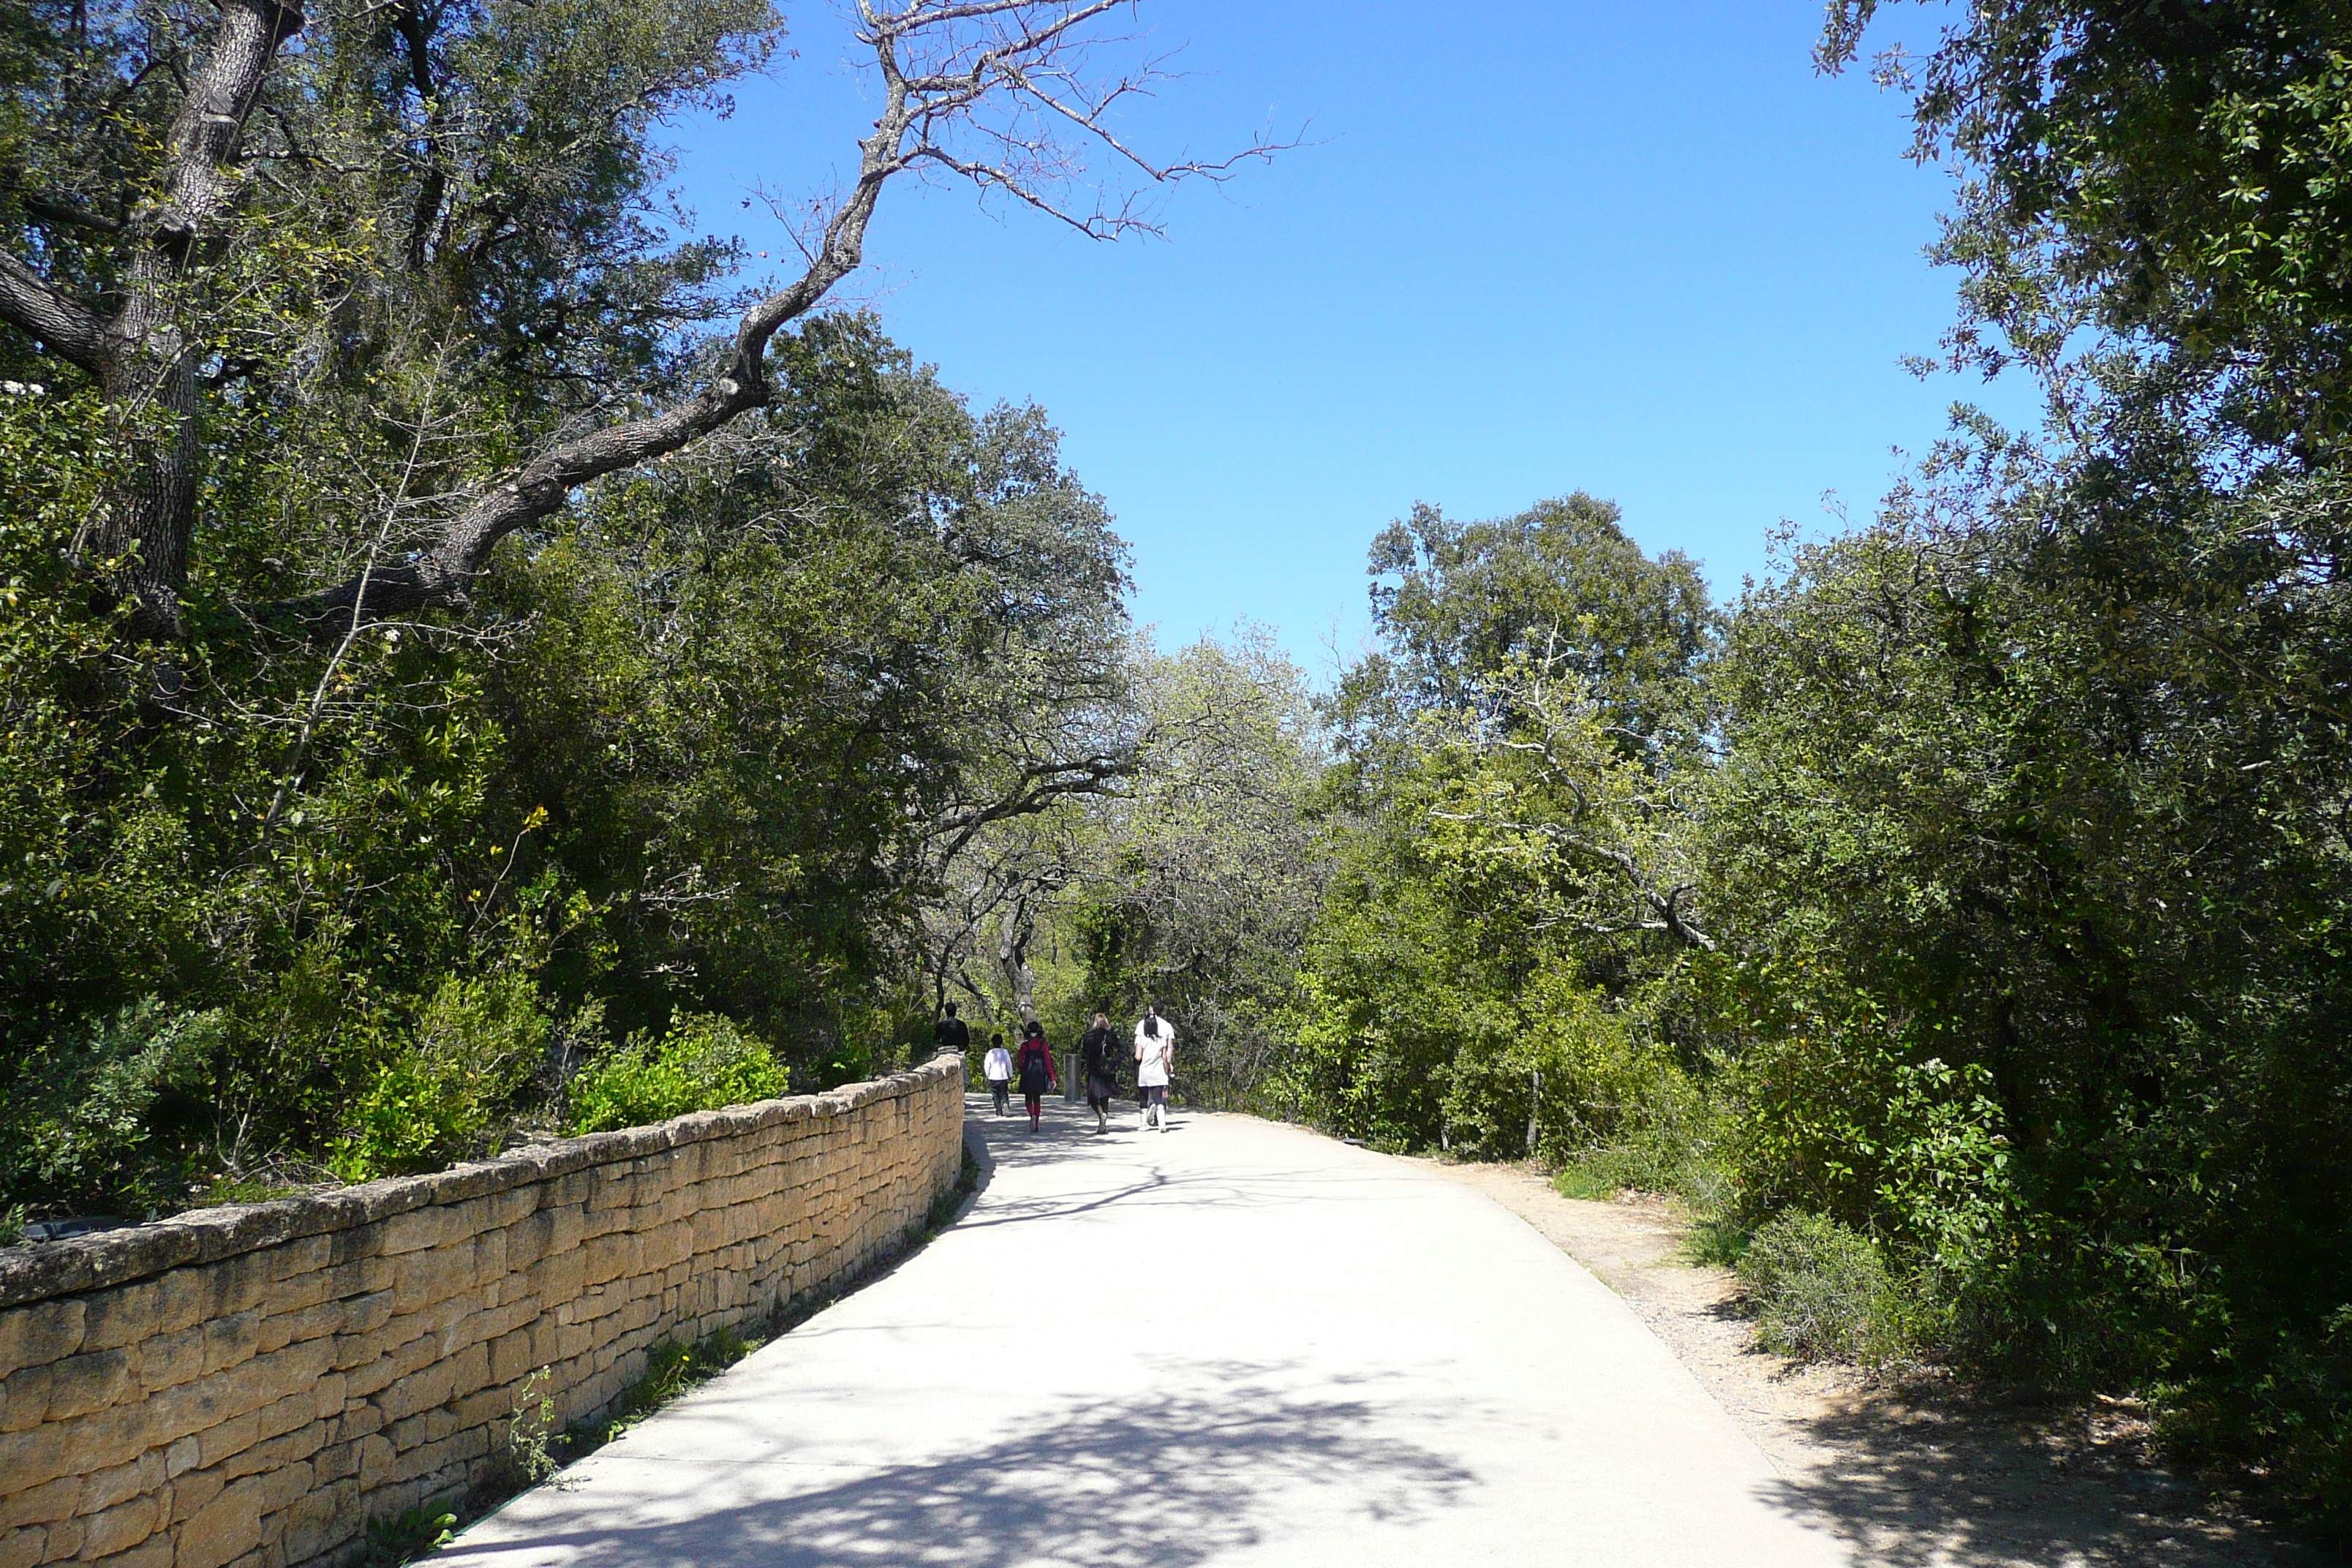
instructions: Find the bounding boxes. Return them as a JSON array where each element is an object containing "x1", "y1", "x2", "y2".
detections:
[{"x1": 665, "y1": 1, "x2": 2038, "y2": 679}]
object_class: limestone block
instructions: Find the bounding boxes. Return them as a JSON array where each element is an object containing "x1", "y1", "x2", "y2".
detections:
[
  {"x1": 211, "y1": 1340, "x2": 333, "y2": 1438},
  {"x1": 0, "y1": 1476, "x2": 78, "y2": 1531},
  {"x1": 0, "y1": 1406, "x2": 142, "y2": 1501},
  {"x1": 445, "y1": 1387, "x2": 508, "y2": 1433},
  {"x1": 165, "y1": 1466, "x2": 222, "y2": 1528},
  {"x1": 0, "y1": 1527, "x2": 41, "y2": 1568},
  {"x1": 388, "y1": 1249, "x2": 476, "y2": 1318},
  {"x1": 75, "y1": 1495, "x2": 156, "y2": 1560},
  {"x1": 500, "y1": 1210, "x2": 554, "y2": 1274},
  {"x1": 176, "y1": 1470, "x2": 274, "y2": 1568},
  {"x1": 373, "y1": 1207, "x2": 461, "y2": 1259},
  {"x1": 0, "y1": 1302, "x2": 83, "y2": 1383},
  {"x1": 34, "y1": 1518, "x2": 78, "y2": 1565},
  {"x1": 336, "y1": 1289, "x2": 395, "y2": 1344},
  {"x1": 255, "y1": 1300, "x2": 344, "y2": 1358},
  {"x1": 197, "y1": 1409, "x2": 262, "y2": 1473},
  {"x1": 0, "y1": 1366, "x2": 48, "y2": 1433},
  {"x1": 202, "y1": 1256, "x2": 274, "y2": 1322},
  {"x1": 309, "y1": 1435, "x2": 358, "y2": 1487},
  {"x1": 214, "y1": 1415, "x2": 329, "y2": 1486},
  {"x1": 444, "y1": 1341, "x2": 488, "y2": 1406},
  {"x1": 486, "y1": 1332, "x2": 534, "y2": 1391},
  {"x1": 306, "y1": 1373, "x2": 345, "y2": 1428},
  {"x1": 78, "y1": 1449, "x2": 163, "y2": 1515},
  {"x1": 254, "y1": 1387, "x2": 318, "y2": 1447},
  {"x1": 129, "y1": 1322, "x2": 207, "y2": 1399},
  {"x1": 265, "y1": 1236, "x2": 333, "y2": 1286},
  {"x1": 315, "y1": 1256, "x2": 391, "y2": 1305},
  {"x1": 74, "y1": 1284, "x2": 159, "y2": 1358},
  {"x1": 527, "y1": 1251, "x2": 583, "y2": 1308},
  {"x1": 373, "y1": 1352, "x2": 460, "y2": 1426},
  {"x1": 199, "y1": 1311, "x2": 260, "y2": 1379},
  {"x1": 276, "y1": 1478, "x2": 359, "y2": 1567},
  {"x1": 355, "y1": 1434, "x2": 395, "y2": 1491},
  {"x1": 472, "y1": 1229, "x2": 508, "y2": 1284},
  {"x1": 336, "y1": 1352, "x2": 396, "y2": 1403},
  {"x1": 31, "y1": 1349, "x2": 124, "y2": 1427}
]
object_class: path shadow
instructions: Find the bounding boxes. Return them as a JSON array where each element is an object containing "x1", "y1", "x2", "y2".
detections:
[
  {"x1": 445, "y1": 1368, "x2": 1480, "y2": 1568},
  {"x1": 1760, "y1": 1389, "x2": 2325, "y2": 1567}
]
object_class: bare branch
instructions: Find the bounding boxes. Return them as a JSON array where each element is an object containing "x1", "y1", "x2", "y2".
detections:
[{"x1": 279, "y1": 0, "x2": 1282, "y2": 629}]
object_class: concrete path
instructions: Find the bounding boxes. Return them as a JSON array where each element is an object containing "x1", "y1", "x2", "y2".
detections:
[{"x1": 444, "y1": 1100, "x2": 1851, "y2": 1567}]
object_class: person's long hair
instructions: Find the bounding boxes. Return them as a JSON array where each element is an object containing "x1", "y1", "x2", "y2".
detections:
[{"x1": 1142, "y1": 1004, "x2": 1161, "y2": 1039}]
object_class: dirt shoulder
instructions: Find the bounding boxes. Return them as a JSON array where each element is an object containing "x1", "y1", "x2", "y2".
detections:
[{"x1": 1422, "y1": 1160, "x2": 2323, "y2": 1568}]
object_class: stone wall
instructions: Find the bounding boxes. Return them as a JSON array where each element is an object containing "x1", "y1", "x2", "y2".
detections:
[{"x1": 0, "y1": 1055, "x2": 965, "y2": 1568}]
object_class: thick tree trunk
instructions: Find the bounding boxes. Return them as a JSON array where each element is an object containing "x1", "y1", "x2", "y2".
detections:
[{"x1": 86, "y1": 328, "x2": 201, "y2": 638}]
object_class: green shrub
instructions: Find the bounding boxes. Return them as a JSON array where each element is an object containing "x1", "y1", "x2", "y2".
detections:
[
  {"x1": 0, "y1": 998, "x2": 225, "y2": 1215},
  {"x1": 565, "y1": 1014, "x2": 786, "y2": 1135},
  {"x1": 330, "y1": 974, "x2": 551, "y2": 1181},
  {"x1": 1738, "y1": 1210, "x2": 1907, "y2": 1365}
]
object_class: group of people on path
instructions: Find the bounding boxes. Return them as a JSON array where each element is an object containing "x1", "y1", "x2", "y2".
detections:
[{"x1": 957, "y1": 1001, "x2": 1176, "y2": 1134}]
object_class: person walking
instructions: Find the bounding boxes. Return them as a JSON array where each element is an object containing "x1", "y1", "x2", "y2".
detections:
[
  {"x1": 1079, "y1": 1012, "x2": 1119, "y2": 1134},
  {"x1": 1014, "y1": 1021, "x2": 1058, "y2": 1132},
  {"x1": 1134, "y1": 1005, "x2": 1175, "y2": 1132},
  {"x1": 933, "y1": 1001, "x2": 970, "y2": 1058},
  {"x1": 981, "y1": 1032, "x2": 1014, "y2": 1117}
]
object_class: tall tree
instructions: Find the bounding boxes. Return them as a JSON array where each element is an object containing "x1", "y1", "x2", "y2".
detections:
[{"x1": 0, "y1": 0, "x2": 1274, "y2": 636}]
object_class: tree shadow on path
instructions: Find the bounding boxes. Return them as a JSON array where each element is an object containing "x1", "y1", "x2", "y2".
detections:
[
  {"x1": 1757, "y1": 1386, "x2": 2327, "y2": 1567},
  {"x1": 444, "y1": 1371, "x2": 1480, "y2": 1568}
]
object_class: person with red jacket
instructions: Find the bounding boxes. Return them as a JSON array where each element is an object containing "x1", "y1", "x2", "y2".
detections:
[{"x1": 1014, "y1": 1020, "x2": 1058, "y2": 1131}]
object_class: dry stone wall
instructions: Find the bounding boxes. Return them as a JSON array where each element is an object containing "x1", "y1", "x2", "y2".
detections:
[{"x1": 0, "y1": 1054, "x2": 965, "y2": 1568}]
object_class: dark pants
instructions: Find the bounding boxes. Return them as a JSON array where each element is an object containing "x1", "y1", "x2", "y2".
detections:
[{"x1": 989, "y1": 1080, "x2": 1009, "y2": 1115}]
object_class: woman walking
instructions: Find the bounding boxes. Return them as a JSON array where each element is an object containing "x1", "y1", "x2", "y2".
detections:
[
  {"x1": 1134, "y1": 1005, "x2": 1175, "y2": 1132},
  {"x1": 981, "y1": 1032, "x2": 1014, "y2": 1117},
  {"x1": 1014, "y1": 1020, "x2": 1058, "y2": 1132},
  {"x1": 1079, "y1": 1012, "x2": 1119, "y2": 1134}
]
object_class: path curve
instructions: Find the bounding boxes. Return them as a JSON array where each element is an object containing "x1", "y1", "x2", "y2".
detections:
[{"x1": 445, "y1": 1100, "x2": 1850, "y2": 1567}]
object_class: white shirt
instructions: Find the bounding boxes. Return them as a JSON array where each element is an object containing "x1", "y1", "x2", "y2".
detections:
[
  {"x1": 982, "y1": 1046, "x2": 1014, "y2": 1082},
  {"x1": 1134, "y1": 1020, "x2": 1175, "y2": 1086}
]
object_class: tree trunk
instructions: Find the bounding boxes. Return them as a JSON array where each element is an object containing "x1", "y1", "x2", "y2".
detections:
[{"x1": 998, "y1": 895, "x2": 1039, "y2": 1026}]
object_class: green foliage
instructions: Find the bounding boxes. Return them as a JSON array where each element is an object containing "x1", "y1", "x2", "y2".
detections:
[
  {"x1": 0, "y1": 1000, "x2": 225, "y2": 1217},
  {"x1": 1737, "y1": 1211, "x2": 1907, "y2": 1366},
  {"x1": 329, "y1": 975, "x2": 551, "y2": 1181},
  {"x1": 565, "y1": 1014, "x2": 786, "y2": 1136},
  {"x1": 357, "y1": 1504, "x2": 458, "y2": 1568},
  {"x1": 1824, "y1": 0, "x2": 2352, "y2": 451},
  {"x1": 1292, "y1": 504, "x2": 1722, "y2": 1157},
  {"x1": 0, "y1": 302, "x2": 1122, "y2": 1214},
  {"x1": 505, "y1": 1368, "x2": 561, "y2": 1488}
]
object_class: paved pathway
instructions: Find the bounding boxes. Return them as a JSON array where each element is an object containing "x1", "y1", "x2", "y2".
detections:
[{"x1": 445, "y1": 1100, "x2": 1851, "y2": 1567}]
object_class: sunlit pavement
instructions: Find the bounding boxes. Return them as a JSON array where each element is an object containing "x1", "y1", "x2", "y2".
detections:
[{"x1": 443, "y1": 1098, "x2": 1850, "y2": 1567}]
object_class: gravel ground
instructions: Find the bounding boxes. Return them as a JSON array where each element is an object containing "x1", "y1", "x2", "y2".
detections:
[{"x1": 1423, "y1": 1160, "x2": 2329, "y2": 1568}]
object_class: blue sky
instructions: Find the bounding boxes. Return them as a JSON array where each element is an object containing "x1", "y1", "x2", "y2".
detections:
[{"x1": 666, "y1": 1, "x2": 2038, "y2": 679}]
